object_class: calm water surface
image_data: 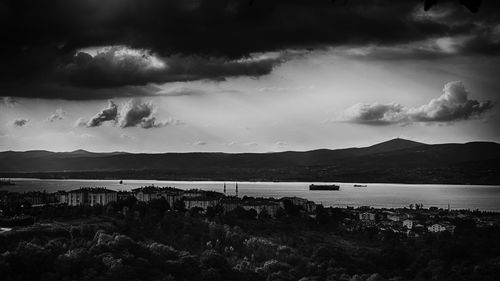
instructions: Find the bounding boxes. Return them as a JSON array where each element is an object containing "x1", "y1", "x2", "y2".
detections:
[{"x1": 3, "y1": 178, "x2": 500, "y2": 211}]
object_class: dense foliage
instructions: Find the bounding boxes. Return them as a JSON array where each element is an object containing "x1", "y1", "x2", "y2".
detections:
[{"x1": 1, "y1": 199, "x2": 500, "y2": 281}]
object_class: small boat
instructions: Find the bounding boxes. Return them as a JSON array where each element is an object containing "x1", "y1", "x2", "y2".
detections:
[
  {"x1": 119, "y1": 180, "x2": 123, "y2": 184},
  {"x1": 309, "y1": 184, "x2": 340, "y2": 191},
  {"x1": 354, "y1": 184, "x2": 367, "y2": 187}
]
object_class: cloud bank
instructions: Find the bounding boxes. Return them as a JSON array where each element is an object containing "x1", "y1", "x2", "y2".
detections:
[
  {"x1": 2, "y1": 1, "x2": 499, "y2": 99},
  {"x1": 343, "y1": 81, "x2": 494, "y2": 125}
]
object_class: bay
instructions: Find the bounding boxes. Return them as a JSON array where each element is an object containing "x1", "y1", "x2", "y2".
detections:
[{"x1": 3, "y1": 178, "x2": 500, "y2": 211}]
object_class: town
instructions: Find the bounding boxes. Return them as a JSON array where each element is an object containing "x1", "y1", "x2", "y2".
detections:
[
  {"x1": 1, "y1": 184, "x2": 500, "y2": 281},
  {"x1": 1, "y1": 184, "x2": 499, "y2": 238}
]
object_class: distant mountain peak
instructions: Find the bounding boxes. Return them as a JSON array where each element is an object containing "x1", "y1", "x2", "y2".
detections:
[
  {"x1": 69, "y1": 149, "x2": 91, "y2": 154},
  {"x1": 364, "y1": 138, "x2": 427, "y2": 154},
  {"x1": 379, "y1": 138, "x2": 425, "y2": 146}
]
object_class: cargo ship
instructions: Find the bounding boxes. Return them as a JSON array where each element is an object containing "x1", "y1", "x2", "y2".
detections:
[
  {"x1": 354, "y1": 184, "x2": 367, "y2": 187},
  {"x1": 309, "y1": 184, "x2": 340, "y2": 191}
]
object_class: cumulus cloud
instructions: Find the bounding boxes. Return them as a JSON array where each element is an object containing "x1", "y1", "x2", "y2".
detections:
[
  {"x1": 12, "y1": 119, "x2": 28, "y2": 127},
  {"x1": 77, "y1": 99, "x2": 180, "y2": 129},
  {"x1": 85, "y1": 100, "x2": 118, "y2": 127},
  {"x1": 74, "y1": 118, "x2": 87, "y2": 127},
  {"x1": 192, "y1": 141, "x2": 207, "y2": 146},
  {"x1": 47, "y1": 108, "x2": 66, "y2": 122},
  {"x1": 408, "y1": 81, "x2": 493, "y2": 122},
  {"x1": 118, "y1": 99, "x2": 172, "y2": 129},
  {"x1": 343, "y1": 103, "x2": 407, "y2": 125},
  {"x1": 343, "y1": 81, "x2": 494, "y2": 125}
]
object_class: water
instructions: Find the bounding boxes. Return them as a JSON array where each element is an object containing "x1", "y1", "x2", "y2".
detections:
[{"x1": 3, "y1": 178, "x2": 500, "y2": 211}]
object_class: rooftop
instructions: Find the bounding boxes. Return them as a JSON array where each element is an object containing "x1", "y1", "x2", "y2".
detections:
[{"x1": 68, "y1": 187, "x2": 117, "y2": 193}]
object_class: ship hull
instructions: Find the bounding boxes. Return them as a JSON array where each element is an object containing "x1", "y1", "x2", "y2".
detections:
[{"x1": 309, "y1": 184, "x2": 340, "y2": 191}]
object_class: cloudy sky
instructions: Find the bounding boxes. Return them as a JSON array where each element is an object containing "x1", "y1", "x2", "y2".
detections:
[{"x1": 1, "y1": 0, "x2": 499, "y2": 152}]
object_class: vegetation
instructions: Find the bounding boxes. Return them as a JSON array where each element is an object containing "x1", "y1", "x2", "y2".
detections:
[{"x1": 1, "y1": 199, "x2": 500, "y2": 281}]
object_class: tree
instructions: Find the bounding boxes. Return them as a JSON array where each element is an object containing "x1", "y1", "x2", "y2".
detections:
[{"x1": 173, "y1": 199, "x2": 186, "y2": 211}]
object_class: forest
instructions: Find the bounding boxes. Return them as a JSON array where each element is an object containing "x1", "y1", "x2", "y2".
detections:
[{"x1": 1, "y1": 198, "x2": 500, "y2": 281}]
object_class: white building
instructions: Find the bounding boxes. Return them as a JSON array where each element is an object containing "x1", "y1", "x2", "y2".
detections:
[
  {"x1": 427, "y1": 223, "x2": 446, "y2": 233},
  {"x1": 402, "y1": 219, "x2": 413, "y2": 229},
  {"x1": 359, "y1": 212, "x2": 376, "y2": 221},
  {"x1": 68, "y1": 188, "x2": 117, "y2": 206},
  {"x1": 56, "y1": 191, "x2": 69, "y2": 204},
  {"x1": 386, "y1": 212, "x2": 401, "y2": 222},
  {"x1": 184, "y1": 197, "x2": 219, "y2": 210},
  {"x1": 132, "y1": 186, "x2": 183, "y2": 206},
  {"x1": 183, "y1": 189, "x2": 205, "y2": 198}
]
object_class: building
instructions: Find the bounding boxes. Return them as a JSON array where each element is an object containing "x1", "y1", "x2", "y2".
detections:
[
  {"x1": 427, "y1": 223, "x2": 446, "y2": 233},
  {"x1": 184, "y1": 197, "x2": 219, "y2": 210},
  {"x1": 117, "y1": 191, "x2": 132, "y2": 201},
  {"x1": 68, "y1": 188, "x2": 117, "y2": 206},
  {"x1": 183, "y1": 190, "x2": 224, "y2": 210},
  {"x1": 132, "y1": 186, "x2": 162, "y2": 202},
  {"x1": 219, "y1": 197, "x2": 241, "y2": 213},
  {"x1": 281, "y1": 196, "x2": 309, "y2": 206},
  {"x1": 55, "y1": 191, "x2": 69, "y2": 204},
  {"x1": 280, "y1": 197, "x2": 317, "y2": 213},
  {"x1": 159, "y1": 189, "x2": 184, "y2": 207},
  {"x1": 359, "y1": 212, "x2": 376, "y2": 221},
  {"x1": 386, "y1": 212, "x2": 402, "y2": 222},
  {"x1": 182, "y1": 189, "x2": 205, "y2": 198},
  {"x1": 402, "y1": 219, "x2": 413, "y2": 229},
  {"x1": 304, "y1": 201, "x2": 317, "y2": 213},
  {"x1": 242, "y1": 200, "x2": 281, "y2": 217},
  {"x1": 132, "y1": 186, "x2": 183, "y2": 206},
  {"x1": 22, "y1": 191, "x2": 56, "y2": 206}
]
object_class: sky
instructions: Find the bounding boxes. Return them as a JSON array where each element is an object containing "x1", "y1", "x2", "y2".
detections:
[{"x1": 1, "y1": 0, "x2": 499, "y2": 153}]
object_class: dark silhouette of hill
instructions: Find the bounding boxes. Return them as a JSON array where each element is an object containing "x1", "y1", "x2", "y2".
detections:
[
  {"x1": 1, "y1": 139, "x2": 499, "y2": 184},
  {"x1": 359, "y1": 138, "x2": 426, "y2": 155}
]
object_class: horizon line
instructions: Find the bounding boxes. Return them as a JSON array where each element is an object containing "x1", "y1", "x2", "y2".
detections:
[{"x1": 1, "y1": 138, "x2": 499, "y2": 154}]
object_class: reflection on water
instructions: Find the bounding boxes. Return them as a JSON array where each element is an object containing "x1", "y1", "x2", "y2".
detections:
[{"x1": 3, "y1": 178, "x2": 500, "y2": 211}]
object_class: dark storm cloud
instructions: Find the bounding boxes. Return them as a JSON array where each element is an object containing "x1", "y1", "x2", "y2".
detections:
[
  {"x1": 343, "y1": 81, "x2": 494, "y2": 125},
  {"x1": 59, "y1": 47, "x2": 281, "y2": 88},
  {"x1": 1, "y1": 0, "x2": 499, "y2": 99}
]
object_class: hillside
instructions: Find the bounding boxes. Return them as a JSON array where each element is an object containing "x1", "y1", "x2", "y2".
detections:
[{"x1": 1, "y1": 139, "x2": 499, "y2": 184}]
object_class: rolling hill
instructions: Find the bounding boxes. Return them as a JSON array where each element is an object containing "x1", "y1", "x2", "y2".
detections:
[{"x1": 1, "y1": 138, "x2": 499, "y2": 184}]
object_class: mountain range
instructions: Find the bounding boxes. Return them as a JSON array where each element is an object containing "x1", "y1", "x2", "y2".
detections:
[{"x1": 1, "y1": 138, "x2": 499, "y2": 184}]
